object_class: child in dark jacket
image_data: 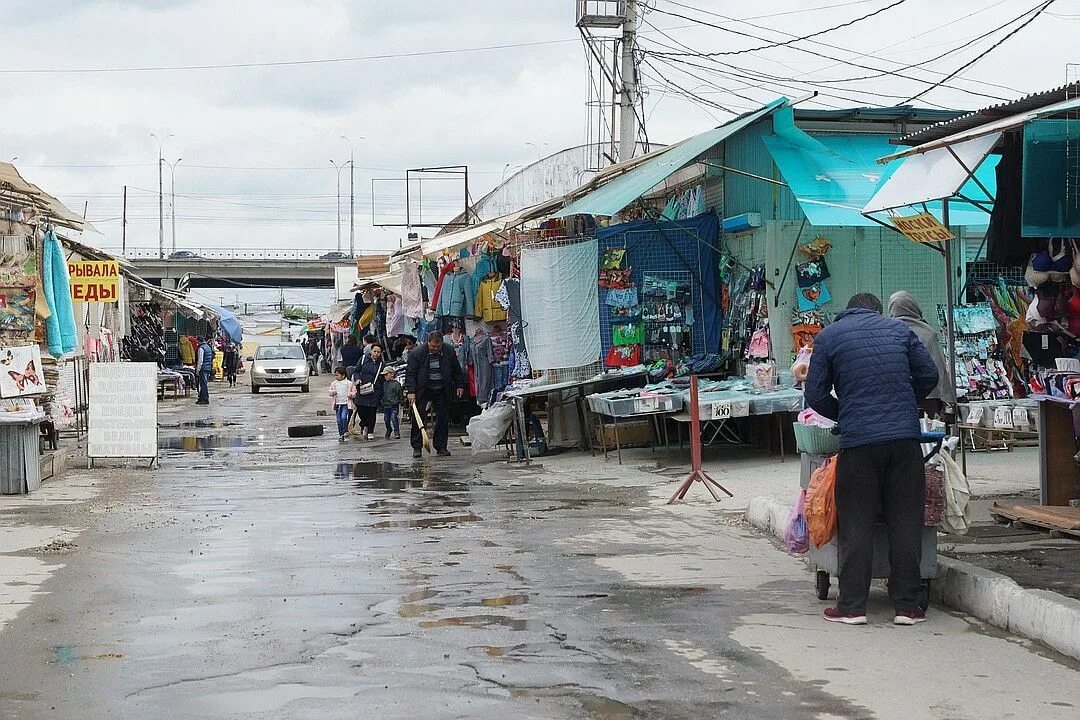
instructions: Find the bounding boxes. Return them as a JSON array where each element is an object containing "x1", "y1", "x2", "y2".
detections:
[{"x1": 380, "y1": 368, "x2": 403, "y2": 439}]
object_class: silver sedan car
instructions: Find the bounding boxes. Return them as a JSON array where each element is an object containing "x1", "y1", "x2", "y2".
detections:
[{"x1": 250, "y1": 344, "x2": 310, "y2": 394}]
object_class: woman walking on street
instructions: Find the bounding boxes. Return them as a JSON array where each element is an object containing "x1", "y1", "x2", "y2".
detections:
[
  {"x1": 353, "y1": 344, "x2": 385, "y2": 440},
  {"x1": 223, "y1": 343, "x2": 240, "y2": 387}
]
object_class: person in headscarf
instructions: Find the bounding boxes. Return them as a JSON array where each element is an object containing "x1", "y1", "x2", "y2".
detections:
[{"x1": 888, "y1": 290, "x2": 957, "y2": 417}]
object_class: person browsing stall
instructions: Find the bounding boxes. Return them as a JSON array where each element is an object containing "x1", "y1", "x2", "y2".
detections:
[
  {"x1": 195, "y1": 336, "x2": 213, "y2": 405},
  {"x1": 405, "y1": 330, "x2": 464, "y2": 459},
  {"x1": 804, "y1": 293, "x2": 939, "y2": 627},
  {"x1": 887, "y1": 290, "x2": 957, "y2": 419}
]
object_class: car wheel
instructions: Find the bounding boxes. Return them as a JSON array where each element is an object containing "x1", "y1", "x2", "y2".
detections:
[
  {"x1": 288, "y1": 424, "x2": 323, "y2": 438},
  {"x1": 301, "y1": 383, "x2": 310, "y2": 393},
  {"x1": 251, "y1": 385, "x2": 260, "y2": 394}
]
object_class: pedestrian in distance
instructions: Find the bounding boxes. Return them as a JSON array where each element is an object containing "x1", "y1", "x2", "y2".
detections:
[
  {"x1": 887, "y1": 290, "x2": 957, "y2": 420},
  {"x1": 405, "y1": 330, "x2": 465, "y2": 459},
  {"x1": 341, "y1": 335, "x2": 361, "y2": 371},
  {"x1": 223, "y1": 343, "x2": 239, "y2": 388},
  {"x1": 194, "y1": 335, "x2": 213, "y2": 405},
  {"x1": 380, "y1": 368, "x2": 403, "y2": 439},
  {"x1": 328, "y1": 366, "x2": 354, "y2": 441},
  {"x1": 804, "y1": 293, "x2": 939, "y2": 627},
  {"x1": 353, "y1": 344, "x2": 385, "y2": 440}
]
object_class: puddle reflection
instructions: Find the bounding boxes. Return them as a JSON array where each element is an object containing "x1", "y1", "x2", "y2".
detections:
[{"x1": 159, "y1": 435, "x2": 264, "y2": 455}]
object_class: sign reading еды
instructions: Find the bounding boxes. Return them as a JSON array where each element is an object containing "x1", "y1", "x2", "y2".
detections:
[
  {"x1": 68, "y1": 260, "x2": 119, "y2": 303},
  {"x1": 888, "y1": 212, "x2": 955, "y2": 244}
]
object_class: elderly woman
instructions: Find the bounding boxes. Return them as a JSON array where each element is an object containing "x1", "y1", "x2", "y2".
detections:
[{"x1": 888, "y1": 290, "x2": 957, "y2": 417}]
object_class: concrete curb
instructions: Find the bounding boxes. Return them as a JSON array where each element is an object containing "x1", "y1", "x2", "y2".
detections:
[{"x1": 744, "y1": 495, "x2": 1080, "y2": 662}]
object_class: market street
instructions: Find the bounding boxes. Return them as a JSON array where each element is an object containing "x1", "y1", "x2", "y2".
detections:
[{"x1": 0, "y1": 379, "x2": 1078, "y2": 719}]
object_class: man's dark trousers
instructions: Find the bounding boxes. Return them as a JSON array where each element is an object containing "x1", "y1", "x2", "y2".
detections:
[
  {"x1": 411, "y1": 391, "x2": 449, "y2": 452},
  {"x1": 835, "y1": 439, "x2": 925, "y2": 614}
]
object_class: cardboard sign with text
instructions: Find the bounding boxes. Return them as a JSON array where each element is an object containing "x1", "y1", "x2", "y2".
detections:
[{"x1": 888, "y1": 213, "x2": 954, "y2": 244}]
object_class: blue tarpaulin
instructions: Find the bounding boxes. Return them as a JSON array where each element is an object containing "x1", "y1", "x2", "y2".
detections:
[
  {"x1": 764, "y1": 108, "x2": 998, "y2": 227},
  {"x1": 596, "y1": 213, "x2": 720, "y2": 359},
  {"x1": 208, "y1": 305, "x2": 243, "y2": 343}
]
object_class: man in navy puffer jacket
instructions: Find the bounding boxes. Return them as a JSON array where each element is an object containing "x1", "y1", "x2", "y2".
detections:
[{"x1": 804, "y1": 293, "x2": 939, "y2": 627}]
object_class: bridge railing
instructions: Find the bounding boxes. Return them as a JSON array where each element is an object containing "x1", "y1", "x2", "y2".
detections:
[{"x1": 122, "y1": 247, "x2": 377, "y2": 261}]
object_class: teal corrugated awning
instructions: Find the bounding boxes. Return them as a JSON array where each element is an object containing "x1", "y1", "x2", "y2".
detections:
[{"x1": 554, "y1": 98, "x2": 788, "y2": 218}]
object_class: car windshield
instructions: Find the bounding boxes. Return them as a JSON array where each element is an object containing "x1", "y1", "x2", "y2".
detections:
[{"x1": 256, "y1": 346, "x2": 304, "y2": 361}]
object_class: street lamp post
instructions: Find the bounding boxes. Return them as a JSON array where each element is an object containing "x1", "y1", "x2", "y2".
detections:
[
  {"x1": 150, "y1": 131, "x2": 173, "y2": 259},
  {"x1": 330, "y1": 159, "x2": 350, "y2": 254},
  {"x1": 525, "y1": 141, "x2": 549, "y2": 164},
  {"x1": 166, "y1": 158, "x2": 182, "y2": 254},
  {"x1": 340, "y1": 135, "x2": 364, "y2": 258}
]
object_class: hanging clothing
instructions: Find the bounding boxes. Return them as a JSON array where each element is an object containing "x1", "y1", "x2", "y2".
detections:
[
  {"x1": 386, "y1": 295, "x2": 405, "y2": 337},
  {"x1": 179, "y1": 336, "x2": 196, "y2": 365},
  {"x1": 472, "y1": 332, "x2": 494, "y2": 406},
  {"x1": 400, "y1": 260, "x2": 424, "y2": 318},
  {"x1": 420, "y1": 265, "x2": 438, "y2": 305},
  {"x1": 471, "y1": 253, "x2": 498, "y2": 298},
  {"x1": 443, "y1": 332, "x2": 472, "y2": 380},
  {"x1": 475, "y1": 277, "x2": 507, "y2": 322},
  {"x1": 436, "y1": 268, "x2": 475, "y2": 317},
  {"x1": 429, "y1": 260, "x2": 456, "y2": 311},
  {"x1": 42, "y1": 229, "x2": 77, "y2": 357}
]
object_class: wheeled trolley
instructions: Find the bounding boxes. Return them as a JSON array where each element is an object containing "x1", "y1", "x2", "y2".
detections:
[{"x1": 799, "y1": 432, "x2": 944, "y2": 611}]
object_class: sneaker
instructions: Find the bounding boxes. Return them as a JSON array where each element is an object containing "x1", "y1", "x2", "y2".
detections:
[
  {"x1": 894, "y1": 609, "x2": 926, "y2": 626},
  {"x1": 412, "y1": 449, "x2": 423, "y2": 459},
  {"x1": 823, "y1": 607, "x2": 867, "y2": 625},
  {"x1": 436, "y1": 449, "x2": 451, "y2": 457},
  {"x1": 394, "y1": 433, "x2": 401, "y2": 439},
  {"x1": 385, "y1": 431, "x2": 392, "y2": 439},
  {"x1": 338, "y1": 435, "x2": 345, "y2": 442},
  {"x1": 366, "y1": 433, "x2": 375, "y2": 440}
]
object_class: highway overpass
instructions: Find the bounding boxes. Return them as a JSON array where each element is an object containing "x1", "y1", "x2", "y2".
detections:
[{"x1": 125, "y1": 248, "x2": 359, "y2": 289}]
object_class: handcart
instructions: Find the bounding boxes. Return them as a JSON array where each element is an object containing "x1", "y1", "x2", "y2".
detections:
[{"x1": 798, "y1": 430, "x2": 946, "y2": 611}]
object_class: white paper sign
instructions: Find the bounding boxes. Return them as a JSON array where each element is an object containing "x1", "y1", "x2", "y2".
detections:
[
  {"x1": 711, "y1": 402, "x2": 732, "y2": 420},
  {"x1": 88, "y1": 363, "x2": 158, "y2": 459}
]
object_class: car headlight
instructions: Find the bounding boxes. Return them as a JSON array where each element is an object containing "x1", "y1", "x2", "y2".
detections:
[
  {"x1": 252, "y1": 366, "x2": 267, "y2": 376},
  {"x1": 294, "y1": 363, "x2": 308, "y2": 374}
]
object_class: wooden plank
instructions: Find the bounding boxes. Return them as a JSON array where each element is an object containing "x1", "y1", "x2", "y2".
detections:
[{"x1": 991, "y1": 502, "x2": 1080, "y2": 531}]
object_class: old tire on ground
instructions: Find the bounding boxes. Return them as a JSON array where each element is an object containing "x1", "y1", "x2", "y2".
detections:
[
  {"x1": 288, "y1": 424, "x2": 323, "y2": 438},
  {"x1": 815, "y1": 570, "x2": 830, "y2": 601}
]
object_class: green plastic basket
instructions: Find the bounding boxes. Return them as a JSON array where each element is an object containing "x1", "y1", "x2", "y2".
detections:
[{"x1": 792, "y1": 422, "x2": 840, "y2": 455}]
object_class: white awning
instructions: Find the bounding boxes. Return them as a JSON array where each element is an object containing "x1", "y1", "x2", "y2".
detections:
[
  {"x1": 864, "y1": 133, "x2": 1000, "y2": 214},
  {"x1": 879, "y1": 95, "x2": 1080, "y2": 163},
  {"x1": 420, "y1": 220, "x2": 503, "y2": 257}
]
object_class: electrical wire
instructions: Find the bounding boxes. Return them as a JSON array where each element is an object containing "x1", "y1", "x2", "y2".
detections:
[
  {"x1": 646, "y1": 1, "x2": 1015, "y2": 102},
  {"x1": 647, "y1": 0, "x2": 909, "y2": 58},
  {"x1": 903, "y1": 0, "x2": 1057, "y2": 102}
]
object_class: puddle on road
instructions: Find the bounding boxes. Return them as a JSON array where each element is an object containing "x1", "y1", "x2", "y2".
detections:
[
  {"x1": 370, "y1": 512, "x2": 481, "y2": 530},
  {"x1": 51, "y1": 646, "x2": 124, "y2": 663},
  {"x1": 495, "y1": 564, "x2": 527, "y2": 582},
  {"x1": 418, "y1": 614, "x2": 544, "y2": 631},
  {"x1": 398, "y1": 603, "x2": 442, "y2": 618},
  {"x1": 159, "y1": 419, "x2": 242, "y2": 429},
  {"x1": 335, "y1": 461, "x2": 467, "y2": 492},
  {"x1": 477, "y1": 643, "x2": 527, "y2": 657},
  {"x1": 158, "y1": 435, "x2": 265, "y2": 452},
  {"x1": 479, "y1": 594, "x2": 529, "y2": 607}
]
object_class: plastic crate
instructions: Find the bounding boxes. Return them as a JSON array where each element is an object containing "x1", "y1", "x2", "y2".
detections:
[
  {"x1": 793, "y1": 422, "x2": 840, "y2": 455},
  {"x1": 590, "y1": 392, "x2": 683, "y2": 416},
  {"x1": 749, "y1": 388, "x2": 804, "y2": 415}
]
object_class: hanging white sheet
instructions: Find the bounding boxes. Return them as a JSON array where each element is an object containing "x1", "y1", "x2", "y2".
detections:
[{"x1": 520, "y1": 238, "x2": 600, "y2": 370}]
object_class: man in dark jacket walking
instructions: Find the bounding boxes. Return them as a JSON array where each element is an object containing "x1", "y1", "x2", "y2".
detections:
[
  {"x1": 405, "y1": 330, "x2": 465, "y2": 458},
  {"x1": 804, "y1": 293, "x2": 939, "y2": 627}
]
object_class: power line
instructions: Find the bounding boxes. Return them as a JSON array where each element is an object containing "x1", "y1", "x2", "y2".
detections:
[
  {"x1": 904, "y1": 0, "x2": 1057, "y2": 102},
  {"x1": 647, "y1": 0, "x2": 909, "y2": 58},
  {"x1": 647, "y1": 1, "x2": 1014, "y2": 102}
]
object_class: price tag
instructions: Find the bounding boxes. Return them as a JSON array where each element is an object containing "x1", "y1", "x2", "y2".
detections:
[
  {"x1": 638, "y1": 397, "x2": 658, "y2": 412},
  {"x1": 711, "y1": 402, "x2": 732, "y2": 420}
]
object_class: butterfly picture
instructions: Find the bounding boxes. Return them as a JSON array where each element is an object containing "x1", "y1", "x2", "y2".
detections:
[{"x1": 0, "y1": 345, "x2": 46, "y2": 398}]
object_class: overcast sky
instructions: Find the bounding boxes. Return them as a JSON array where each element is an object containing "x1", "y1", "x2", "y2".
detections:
[{"x1": 2, "y1": 0, "x2": 1075, "y2": 255}]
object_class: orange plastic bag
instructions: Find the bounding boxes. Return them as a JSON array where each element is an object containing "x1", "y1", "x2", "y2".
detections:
[{"x1": 805, "y1": 455, "x2": 838, "y2": 548}]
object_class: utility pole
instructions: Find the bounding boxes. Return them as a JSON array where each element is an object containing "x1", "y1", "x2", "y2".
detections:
[
  {"x1": 619, "y1": 0, "x2": 639, "y2": 161},
  {"x1": 121, "y1": 185, "x2": 127, "y2": 256},
  {"x1": 150, "y1": 131, "x2": 172, "y2": 258},
  {"x1": 341, "y1": 135, "x2": 362, "y2": 257}
]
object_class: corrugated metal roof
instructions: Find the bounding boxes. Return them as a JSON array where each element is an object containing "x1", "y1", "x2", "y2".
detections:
[
  {"x1": 895, "y1": 82, "x2": 1080, "y2": 147},
  {"x1": 793, "y1": 106, "x2": 962, "y2": 124},
  {"x1": 553, "y1": 98, "x2": 788, "y2": 218}
]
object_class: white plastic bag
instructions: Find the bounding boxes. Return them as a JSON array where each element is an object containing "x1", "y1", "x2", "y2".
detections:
[
  {"x1": 937, "y1": 450, "x2": 972, "y2": 535},
  {"x1": 467, "y1": 401, "x2": 516, "y2": 454}
]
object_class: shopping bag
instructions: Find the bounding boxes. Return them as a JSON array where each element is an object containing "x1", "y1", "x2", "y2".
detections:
[
  {"x1": 784, "y1": 490, "x2": 809, "y2": 555},
  {"x1": 937, "y1": 451, "x2": 972, "y2": 535},
  {"x1": 805, "y1": 456, "x2": 838, "y2": 548}
]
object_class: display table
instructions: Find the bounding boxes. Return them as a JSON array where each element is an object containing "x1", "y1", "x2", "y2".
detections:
[
  {"x1": 1036, "y1": 396, "x2": 1080, "y2": 506},
  {"x1": 0, "y1": 417, "x2": 43, "y2": 494},
  {"x1": 595, "y1": 408, "x2": 672, "y2": 464}
]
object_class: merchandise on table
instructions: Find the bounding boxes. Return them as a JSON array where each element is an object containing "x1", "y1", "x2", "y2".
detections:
[{"x1": 586, "y1": 385, "x2": 684, "y2": 416}]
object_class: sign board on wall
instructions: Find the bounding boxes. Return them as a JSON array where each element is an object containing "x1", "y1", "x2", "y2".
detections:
[
  {"x1": 334, "y1": 266, "x2": 359, "y2": 301},
  {"x1": 69, "y1": 260, "x2": 119, "y2": 303},
  {"x1": 0, "y1": 344, "x2": 46, "y2": 398},
  {"x1": 88, "y1": 362, "x2": 157, "y2": 463},
  {"x1": 888, "y1": 213, "x2": 955, "y2": 244}
]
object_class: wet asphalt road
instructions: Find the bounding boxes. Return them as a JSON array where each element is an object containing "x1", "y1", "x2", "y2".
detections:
[{"x1": 2, "y1": 379, "x2": 1080, "y2": 719}]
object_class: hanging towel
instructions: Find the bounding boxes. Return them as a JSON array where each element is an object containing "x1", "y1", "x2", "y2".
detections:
[{"x1": 42, "y1": 229, "x2": 77, "y2": 356}]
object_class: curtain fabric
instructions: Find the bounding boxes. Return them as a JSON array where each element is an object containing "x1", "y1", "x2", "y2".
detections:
[{"x1": 520, "y1": 238, "x2": 600, "y2": 370}]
